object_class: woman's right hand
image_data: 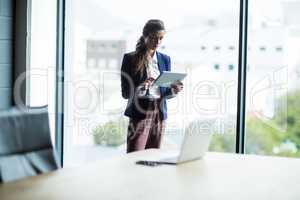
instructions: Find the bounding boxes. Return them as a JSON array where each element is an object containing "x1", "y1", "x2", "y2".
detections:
[
  {"x1": 136, "y1": 77, "x2": 155, "y2": 97},
  {"x1": 142, "y1": 77, "x2": 155, "y2": 90}
]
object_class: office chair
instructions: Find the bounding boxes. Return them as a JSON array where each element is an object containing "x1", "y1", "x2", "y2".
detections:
[{"x1": 0, "y1": 107, "x2": 60, "y2": 183}]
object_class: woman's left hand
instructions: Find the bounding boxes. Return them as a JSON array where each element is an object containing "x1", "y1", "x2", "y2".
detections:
[{"x1": 171, "y1": 81, "x2": 183, "y2": 94}]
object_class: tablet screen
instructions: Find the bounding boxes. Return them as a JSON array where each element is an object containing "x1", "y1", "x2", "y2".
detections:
[{"x1": 154, "y1": 71, "x2": 187, "y2": 87}]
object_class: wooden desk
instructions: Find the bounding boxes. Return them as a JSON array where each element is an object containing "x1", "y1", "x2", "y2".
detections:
[{"x1": 1, "y1": 149, "x2": 300, "y2": 200}]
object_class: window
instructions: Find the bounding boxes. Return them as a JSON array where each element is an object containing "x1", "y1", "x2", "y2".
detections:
[
  {"x1": 64, "y1": 0, "x2": 240, "y2": 166},
  {"x1": 275, "y1": 46, "x2": 283, "y2": 52},
  {"x1": 214, "y1": 46, "x2": 221, "y2": 51},
  {"x1": 259, "y1": 46, "x2": 266, "y2": 51},
  {"x1": 108, "y1": 59, "x2": 118, "y2": 69},
  {"x1": 87, "y1": 58, "x2": 96, "y2": 68},
  {"x1": 246, "y1": 0, "x2": 300, "y2": 158},
  {"x1": 51, "y1": 0, "x2": 300, "y2": 164},
  {"x1": 229, "y1": 46, "x2": 235, "y2": 50},
  {"x1": 97, "y1": 59, "x2": 106, "y2": 68},
  {"x1": 214, "y1": 64, "x2": 220, "y2": 70},
  {"x1": 27, "y1": 0, "x2": 57, "y2": 143}
]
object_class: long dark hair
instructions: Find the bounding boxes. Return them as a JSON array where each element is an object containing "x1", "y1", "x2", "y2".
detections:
[{"x1": 133, "y1": 19, "x2": 165, "y2": 74}]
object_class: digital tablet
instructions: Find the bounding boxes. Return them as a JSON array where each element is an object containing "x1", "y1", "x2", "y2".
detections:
[{"x1": 153, "y1": 71, "x2": 187, "y2": 87}]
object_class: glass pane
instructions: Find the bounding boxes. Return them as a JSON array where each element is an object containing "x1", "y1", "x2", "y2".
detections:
[
  {"x1": 28, "y1": 0, "x2": 57, "y2": 144},
  {"x1": 246, "y1": 0, "x2": 300, "y2": 157},
  {"x1": 65, "y1": 0, "x2": 240, "y2": 166}
]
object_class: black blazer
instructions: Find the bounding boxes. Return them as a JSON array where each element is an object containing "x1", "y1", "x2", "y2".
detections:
[{"x1": 120, "y1": 51, "x2": 174, "y2": 120}]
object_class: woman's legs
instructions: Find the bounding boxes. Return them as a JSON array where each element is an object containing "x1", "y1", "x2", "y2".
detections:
[
  {"x1": 145, "y1": 113, "x2": 164, "y2": 149},
  {"x1": 126, "y1": 100, "x2": 164, "y2": 153},
  {"x1": 126, "y1": 117, "x2": 153, "y2": 153}
]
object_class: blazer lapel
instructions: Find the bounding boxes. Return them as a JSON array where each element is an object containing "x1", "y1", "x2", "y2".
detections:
[
  {"x1": 156, "y1": 51, "x2": 167, "y2": 96},
  {"x1": 156, "y1": 51, "x2": 164, "y2": 73}
]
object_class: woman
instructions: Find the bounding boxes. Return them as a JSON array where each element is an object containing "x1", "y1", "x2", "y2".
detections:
[{"x1": 121, "y1": 19, "x2": 183, "y2": 153}]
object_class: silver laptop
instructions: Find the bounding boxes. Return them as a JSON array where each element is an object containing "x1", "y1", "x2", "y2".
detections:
[{"x1": 138, "y1": 119, "x2": 215, "y2": 165}]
